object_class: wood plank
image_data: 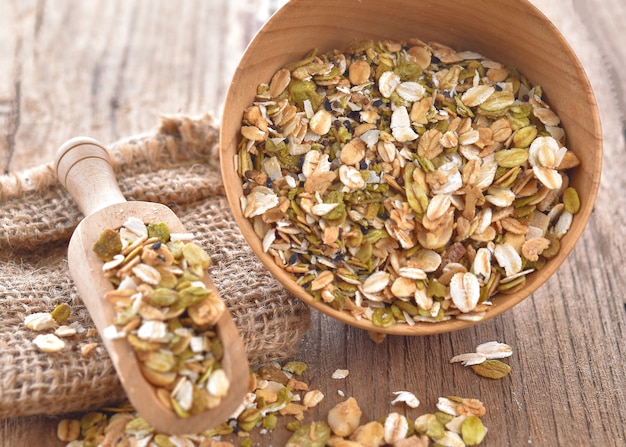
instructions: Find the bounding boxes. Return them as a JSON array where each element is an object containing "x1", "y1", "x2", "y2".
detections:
[{"x1": 1, "y1": 0, "x2": 625, "y2": 446}]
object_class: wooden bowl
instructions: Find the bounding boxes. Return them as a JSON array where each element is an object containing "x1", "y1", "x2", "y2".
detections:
[{"x1": 219, "y1": 0, "x2": 602, "y2": 335}]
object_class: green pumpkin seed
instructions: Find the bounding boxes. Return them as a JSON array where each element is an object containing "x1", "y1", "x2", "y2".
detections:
[
  {"x1": 51, "y1": 303, "x2": 71, "y2": 324},
  {"x1": 149, "y1": 288, "x2": 179, "y2": 307},
  {"x1": 513, "y1": 126, "x2": 538, "y2": 148},
  {"x1": 478, "y1": 91, "x2": 515, "y2": 115},
  {"x1": 471, "y1": 359, "x2": 512, "y2": 379},
  {"x1": 495, "y1": 148, "x2": 529, "y2": 168},
  {"x1": 563, "y1": 187, "x2": 581, "y2": 214},
  {"x1": 372, "y1": 307, "x2": 395, "y2": 328},
  {"x1": 286, "y1": 421, "x2": 331, "y2": 447},
  {"x1": 238, "y1": 407, "x2": 263, "y2": 432},
  {"x1": 461, "y1": 415, "x2": 487, "y2": 445}
]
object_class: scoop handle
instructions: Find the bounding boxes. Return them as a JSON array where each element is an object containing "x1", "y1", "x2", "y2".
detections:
[{"x1": 55, "y1": 137, "x2": 127, "y2": 217}]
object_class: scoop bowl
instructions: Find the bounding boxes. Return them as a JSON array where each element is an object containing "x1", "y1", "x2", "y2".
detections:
[{"x1": 56, "y1": 137, "x2": 250, "y2": 433}]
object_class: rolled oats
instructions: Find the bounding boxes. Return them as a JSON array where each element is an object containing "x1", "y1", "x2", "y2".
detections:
[
  {"x1": 331, "y1": 369, "x2": 350, "y2": 379},
  {"x1": 302, "y1": 390, "x2": 325, "y2": 408},
  {"x1": 32, "y1": 333, "x2": 65, "y2": 352},
  {"x1": 55, "y1": 325, "x2": 78, "y2": 337},
  {"x1": 57, "y1": 418, "x2": 81, "y2": 442},
  {"x1": 474, "y1": 341, "x2": 513, "y2": 359},
  {"x1": 235, "y1": 38, "x2": 579, "y2": 329},
  {"x1": 449, "y1": 272, "x2": 481, "y2": 313},
  {"x1": 554, "y1": 211, "x2": 573, "y2": 238},
  {"x1": 384, "y1": 412, "x2": 410, "y2": 444},
  {"x1": 24, "y1": 312, "x2": 57, "y2": 331},
  {"x1": 390, "y1": 390, "x2": 420, "y2": 408},
  {"x1": 449, "y1": 352, "x2": 488, "y2": 366}
]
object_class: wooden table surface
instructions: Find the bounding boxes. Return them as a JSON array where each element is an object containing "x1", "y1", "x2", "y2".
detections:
[{"x1": 1, "y1": 0, "x2": 625, "y2": 446}]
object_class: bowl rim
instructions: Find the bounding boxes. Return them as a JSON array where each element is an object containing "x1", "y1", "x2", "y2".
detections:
[{"x1": 219, "y1": 0, "x2": 603, "y2": 335}]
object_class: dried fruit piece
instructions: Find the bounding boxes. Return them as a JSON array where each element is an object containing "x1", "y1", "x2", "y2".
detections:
[
  {"x1": 147, "y1": 222, "x2": 171, "y2": 243},
  {"x1": 284, "y1": 361, "x2": 308, "y2": 376},
  {"x1": 81, "y1": 342, "x2": 98, "y2": 357}
]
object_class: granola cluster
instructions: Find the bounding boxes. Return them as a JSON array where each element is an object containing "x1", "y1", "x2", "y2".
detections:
[{"x1": 235, "y1": 38, "x2": 580, "y2": 327}]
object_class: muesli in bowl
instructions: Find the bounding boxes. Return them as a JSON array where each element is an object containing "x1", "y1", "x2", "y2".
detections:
[{"x1": 220, "y1": 0, "x2": 602, "y2": 335}]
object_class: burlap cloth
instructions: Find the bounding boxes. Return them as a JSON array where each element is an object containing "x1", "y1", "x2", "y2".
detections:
[{"x1": 0, "y1": 114, "x2": 310, "y2": 419}]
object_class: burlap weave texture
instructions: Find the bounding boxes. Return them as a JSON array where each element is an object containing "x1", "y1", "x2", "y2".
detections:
[{"x1": 0, "y1": 114, "x2": 310, "y2": 418}]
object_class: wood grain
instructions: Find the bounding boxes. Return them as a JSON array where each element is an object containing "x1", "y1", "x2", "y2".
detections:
[{"x1": 1, "y1": 0, "x2": 625, "y2": 446}]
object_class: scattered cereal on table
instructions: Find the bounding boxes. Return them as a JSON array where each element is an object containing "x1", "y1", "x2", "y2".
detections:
[
  {"x1": 331, "y1": 369, "x2": 350, "y2": 379},
  {"x1": 391, "y1": 390, "x2": 420, "y2": 408},
  {"x1": 450, "y1": 341, "x2": 513, "y2": 379},
  {"x1": 58, "y1": 360, "x2": 491, "y2": 447}
]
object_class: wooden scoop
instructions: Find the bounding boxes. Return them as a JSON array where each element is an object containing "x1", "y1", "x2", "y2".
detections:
[{"x1": 55, "y1": 137, "x2": 249, "y2": 435}]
